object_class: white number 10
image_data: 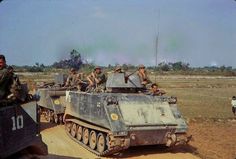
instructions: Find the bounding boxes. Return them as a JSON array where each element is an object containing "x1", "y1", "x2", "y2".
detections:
[{"x1": 11, "y1": 115, "x2": 24, "y2": 131}]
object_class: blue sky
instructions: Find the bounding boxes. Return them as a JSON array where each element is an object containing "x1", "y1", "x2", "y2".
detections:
[{"x1": 0, "y1": 0, "x2": 236, "y2": 67}]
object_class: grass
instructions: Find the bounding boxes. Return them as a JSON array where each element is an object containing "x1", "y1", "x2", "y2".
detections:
[{"x1": 153, "y1": 75, "x2": 236, "y2": 119}]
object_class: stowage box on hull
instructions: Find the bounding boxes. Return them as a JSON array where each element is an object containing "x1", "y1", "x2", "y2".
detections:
[{"x1": 0, "y1": 102, "x2": 47, "y2": 158}]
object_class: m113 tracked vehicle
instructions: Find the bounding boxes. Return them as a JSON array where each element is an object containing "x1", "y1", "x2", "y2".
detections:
[
  {"x1": 64, "y1": 73, "x2": 190, "y2": 156},
  {"x1": 0, "y1": 85, "x2": 47, "y2": 158},
  {"x1": 37, "y1": 73, "x2": 69, "y2": 124}
]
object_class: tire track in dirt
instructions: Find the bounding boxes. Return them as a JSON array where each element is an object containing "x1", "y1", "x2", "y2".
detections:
[{"x1": 39, "y1": 122, "x2": 200, "y2": 159}]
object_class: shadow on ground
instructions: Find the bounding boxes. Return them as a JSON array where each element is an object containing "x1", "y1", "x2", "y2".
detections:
[{"x1": 109, "y1": 144, "x2": 198, "y2": 158}]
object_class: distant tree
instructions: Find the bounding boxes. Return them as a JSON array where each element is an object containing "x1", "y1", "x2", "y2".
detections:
[
  {"x1": 220, "y1": 65, "x2": 226, "y2": 72},
  {"x1": 35, "y1": 62, "x2": 39, "y2": 67},
  {"x1": 158, "y1": 62, "x2": 170, "y2": 71},
  {"x1": 52, "y1": 49, "x2": 83, "y2": 69},
  {"x1": 27, "y1": 62, "x2": 44, "y2": 72},
  {"x1": 107, "y1": 64, "x2": 112, "y2": 69},
  {"x1": 172, "y1": 61, "x2": 190, "y2": 71}
]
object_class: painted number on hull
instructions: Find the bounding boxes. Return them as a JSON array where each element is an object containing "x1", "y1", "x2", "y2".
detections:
[{"x1": 11, "y1": 115, "x2": 24, "y2": 131}]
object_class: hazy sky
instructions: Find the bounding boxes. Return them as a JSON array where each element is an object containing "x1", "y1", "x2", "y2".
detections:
[{"x1": 0, "y1": 0, "x2": 236, "y2": 67}]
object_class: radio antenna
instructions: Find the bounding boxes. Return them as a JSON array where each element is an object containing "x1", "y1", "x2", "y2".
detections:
[{"x1": 155, "y1": 10, "x2": 160, "y2": 83}]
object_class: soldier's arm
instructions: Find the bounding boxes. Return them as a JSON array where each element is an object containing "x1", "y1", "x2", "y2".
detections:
[
  {"x1": 94, "y1": 77, "x2": 100, "y2": 84},
  {"x1": 97, "y1": 74, "x2": 106, "y2": 84},
  {"x1": 87, "y1": 74, "x2": 94, "y2": 85},
  {"x1": 65, "y1": 76, "x2": 71, "y2": 86}
]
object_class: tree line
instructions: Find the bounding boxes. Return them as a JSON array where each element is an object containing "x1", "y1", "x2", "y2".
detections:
[{"x1": 12, "y1": 49, "x2": 236, "y2": 76}]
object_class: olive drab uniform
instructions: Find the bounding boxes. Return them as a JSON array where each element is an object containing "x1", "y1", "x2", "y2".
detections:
[
  {"x1": 137, "y1": 71, "x2": 152, "y2": 88},
  {"x1": 87, "y1": 71, "x2": 106, "y2": 92},
  {"x1": 146, "y1": 89, "x2": 165, "y2": 96},
  {"x1": 9, "y1": 73, "x2": 28, "y2": 102},
  {"x1": 65, "y1": 73, "x2": 81, "y2": 87},
  {"x1": 0, "y1": 67, "x2": 13, "y2": 100}
]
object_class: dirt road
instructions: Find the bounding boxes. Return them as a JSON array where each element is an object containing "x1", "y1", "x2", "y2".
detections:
[{"x1": 39, "y1": 121, "x2": 200, "y2": 159}]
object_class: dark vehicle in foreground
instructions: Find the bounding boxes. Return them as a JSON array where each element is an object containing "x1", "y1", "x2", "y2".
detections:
[
  {"x1": 0, "y1": 91, "x2": 47, "y2": 158},
  {"x1": 64, "y1": 73, "x2": 190, "y2": 156}
]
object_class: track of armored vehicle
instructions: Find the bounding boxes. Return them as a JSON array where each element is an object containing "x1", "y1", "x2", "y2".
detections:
[{"x1": 64, "y1": 73, "x2": 190, "y2": 156}]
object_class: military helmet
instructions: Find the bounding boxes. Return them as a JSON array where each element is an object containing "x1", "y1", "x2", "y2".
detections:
[
  {"x1": 138, "y1": 64, "x2": 145, "y2": 69},
  {"x1": 94, "y1": 66, "x2": 101, "y2": 70},
  {"x1": 115, "y1": 65, "x2": 122, "y2": 71}
]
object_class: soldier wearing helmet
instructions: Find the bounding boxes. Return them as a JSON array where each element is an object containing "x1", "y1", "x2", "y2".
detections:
[
  {"x1": 65, "y1": 68, "x2": 83, "y2": 88},
  {"x1": 137, "y1": 64, "x2": 152, "y2": 88},
  {"x1": 86, "y1": 66, "x2": 106, "y2": 92},
  {"x1": 114, "y1": 65, "x2": 124, "y2": 73}
]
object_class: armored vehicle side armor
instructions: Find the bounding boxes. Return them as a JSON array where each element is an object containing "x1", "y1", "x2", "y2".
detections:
[
  {"x1": 64, "y1": 73, "x2": 190, "y2": 156},
  {"x1": 0, "y1": 96, "x2": 47, "y2": 158},
  {"x1": 37, "y1": 73, "x2": 69, "y2": 124}
]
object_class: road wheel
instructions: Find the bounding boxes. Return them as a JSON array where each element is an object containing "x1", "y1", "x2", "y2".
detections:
[
  {"x1": 59, "y1": 115, "x2": 63, "y2": 124},
  {"x1": 76, "y1": 126, "x2": 83, "y2": 141},
  {"x1": 89, "y1": 130, "x2": 97, "y2": 150},
  {"x1": 71, "y1": 123, "x2": 77, "y2": 138},
  {"x1": 45, "y1": 110, "x2": 49, "y2": 121},
  {"x1": 83, "y1": 128, "x2": 89, "y2": 145},
  {"x1": 97, "y1": 133, "x2": 106, "y2": 153},
  {"x1": 54, "y1": 114, "x2": 58, "y2": 124},
  {"x1": 46, "y1": 110, "x2": 53, "y2": 122},
  {"x1": 66, "y1": 122, "x2": 72, "y2": 133}
]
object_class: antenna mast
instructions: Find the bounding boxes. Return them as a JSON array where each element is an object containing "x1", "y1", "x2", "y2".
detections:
[{"x1": 155, "y1": 10, "x2": 160, "y2": 83}]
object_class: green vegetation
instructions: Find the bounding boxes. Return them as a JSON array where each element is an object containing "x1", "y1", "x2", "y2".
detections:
[
  {"x1": 152, "y1": 75, "x2": 236, "y2": 119},
  {"x1": 11, "y1": 49, "x2": 236, "y2": 76}
]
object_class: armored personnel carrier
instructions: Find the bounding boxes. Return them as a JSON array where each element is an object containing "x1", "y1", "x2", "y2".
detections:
[
  {"x1": 64, "y1": 72, "x2": 190, "y2": 156},
  {"x1": 0, "y1": 86, "x2": 47, "y2": 158},
  {"x1": 37, "y1": 73, "x2": 69, "y2": 124}
]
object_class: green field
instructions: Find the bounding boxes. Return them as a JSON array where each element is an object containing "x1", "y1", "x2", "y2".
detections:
[{"x1": 153, "y1": 75, "x2": 236, "y2": 119}]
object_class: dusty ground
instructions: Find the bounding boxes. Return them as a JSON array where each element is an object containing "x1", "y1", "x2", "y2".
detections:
[
  {"x1": 39, "y1": 120, "x2": 200, "y2": 159},
  {"x1": 188, "y1": 119, "x2": 236, "y2": 159},
  {"x1": 37, "y1": 119, "x2": 236, "y2": 159}
]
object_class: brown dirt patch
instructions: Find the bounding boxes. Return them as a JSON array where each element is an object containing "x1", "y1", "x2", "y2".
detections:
[{"x1": 188, "y1": 119, "x2": 236, "y2": 159}]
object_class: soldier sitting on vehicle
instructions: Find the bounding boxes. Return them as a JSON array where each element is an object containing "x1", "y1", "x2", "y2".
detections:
[
  {"x1": 137, "y1": 64, "x2": 152, "y2": 88},
  {"x1": 147, "y1": 83, "x2": 166, "y2": 96},
  {"x1": 86, "y1": 66, "x2": 106, "y2": 92},
  {"x1": 114, "y1": 65, "x2": 124, "y2": 73},
  {"x1": 231, "y1": 96, "x2": 236, "y2": 116},
  {"x1": 65, "y1": 68, "x2": 86, "y2": 90}
]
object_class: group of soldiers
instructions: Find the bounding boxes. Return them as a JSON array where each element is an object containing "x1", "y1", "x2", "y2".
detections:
[
  {"x1": 0, "y1": 53, "x2": 165, "y2": 103},
  {"x1": 65, "y1": 63, "x2": 165, "y2": 95}
]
